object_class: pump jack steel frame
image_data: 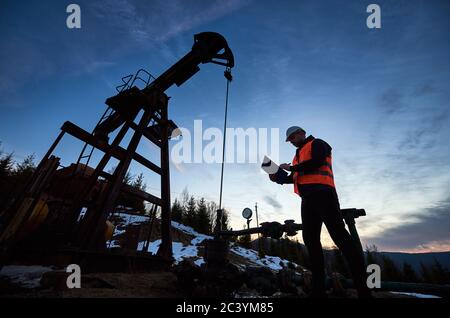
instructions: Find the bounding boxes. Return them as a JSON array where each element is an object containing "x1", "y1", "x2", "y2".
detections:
[{"x1": 0, "y1": 32, "x2": 234, "y2": 269}]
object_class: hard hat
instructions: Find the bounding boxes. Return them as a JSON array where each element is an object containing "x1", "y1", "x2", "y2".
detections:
[{"x1": 285, "y1": 126, "x2": 305, "y2": 141}]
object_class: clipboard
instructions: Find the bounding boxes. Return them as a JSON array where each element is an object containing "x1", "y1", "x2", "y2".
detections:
[{"x1": 261, "y1": 156, "x2": 288, "y2": 180}]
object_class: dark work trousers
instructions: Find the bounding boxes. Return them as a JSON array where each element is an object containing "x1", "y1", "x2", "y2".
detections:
[{"x1": 301, "y1": 188, "x2": 370, "y2": 297}]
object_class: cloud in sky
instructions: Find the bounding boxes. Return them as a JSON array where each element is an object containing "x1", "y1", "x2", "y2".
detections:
[
  {"x1": 263, "y1": 195, "x2": 283, "y2": 210},
  {"x1": 364, "y1": 196, "x2": 450, "y2": 251},
  {"x1": 91, "y1": 0, "x2": 250, "y2": 43},
  {"x1": 379, "y1": 88, "x2": 405, "y2": 114},
  {"x1": 336, "y1": 77, "x2": 450, "y2": 251},
  {"x1": 0, "y1": 0, "x2": 250, "y2": 104}
]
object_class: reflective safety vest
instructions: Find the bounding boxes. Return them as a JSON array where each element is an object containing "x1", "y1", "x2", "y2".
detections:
[{"x1": 292, "y1": 139, "x2": 335, "y2": 195}]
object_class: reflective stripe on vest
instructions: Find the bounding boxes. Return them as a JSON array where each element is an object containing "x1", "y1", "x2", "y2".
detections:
[{"x1": 292, "y1": 139, "x2": 335, "y2": 195}]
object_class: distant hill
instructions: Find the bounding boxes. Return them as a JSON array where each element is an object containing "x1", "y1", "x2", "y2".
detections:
[
  {"x1": 249, "y1": 238, "x2": 450, "y2": 272},
  {"x1": 373, "y1": 251, "x2": 450, "y2": 272}
]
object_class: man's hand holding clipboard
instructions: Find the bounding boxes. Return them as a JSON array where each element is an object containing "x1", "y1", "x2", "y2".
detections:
[{"x1": 261, "y1": 156, "x2": 290, "y2": 184}]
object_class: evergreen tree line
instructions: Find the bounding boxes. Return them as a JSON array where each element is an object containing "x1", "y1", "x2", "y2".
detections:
[
  {"x1": 363, "y1": 245, "x2": 450, "y2": 285},
  {"x1": 0, "y1": 144, "x2": 148, "y2": 214},
  {"x1": 328, "y1": 244, "x2": 450, "y2": 285},
  {"x1": 171, "y1": 188, "x2": 231, "y2": 235},
  {"x1": 0, "y1": 145, "x2": 36, "y2": 211},
  {"x1": 234, "y1": 230, "x2": 450, "y2": 285}
]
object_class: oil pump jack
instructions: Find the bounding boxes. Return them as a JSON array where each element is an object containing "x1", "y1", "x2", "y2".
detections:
[{"x1": 0, "y1": 32, "x2": 234, "y2": 270}]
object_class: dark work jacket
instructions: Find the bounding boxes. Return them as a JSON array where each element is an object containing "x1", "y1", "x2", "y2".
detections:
[{"x1": 278, "y1": 135, "x2": 337, "y2": 197}]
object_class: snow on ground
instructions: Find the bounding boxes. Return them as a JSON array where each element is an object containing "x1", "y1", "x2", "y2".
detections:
[
  {"x1": 230, "y1": 245, "x2": 292, "y2": 271},
  {"x1": 138, "y1": 239, "x2": 200, "y2": 264},
  {"x1": 390, "y1": 292, "x2": 441, "y2": 299},
  {"x1": 194, "y1": 258, "x2": 205, "y2": 266},
  {"x1": 149, "y1": 223, "x2": 296, "y2": 271},
  {"x1": 169, "y1": 222, "x2": 295, "y2": 271},
  {"x1": 109, "y1": 213, "x2": 150, "y2": 237},
  {"x1": 113, "y1": 229, "x2": 126, "y2": 236},
  {"x1": 107, "y1": 240, "x2": 121, "y2": 248},
  {"x1": 132, "y1": 222, "x2": 212, "y2": 265},
  {"x1": 108, "y1": 217, "x2": 296, "y2": 271},
  {"x1": 113, "y1": 213, "x2": 149, "y2": 227},
  {"x1": 0, "y1": 265, "x2": 54, "y2": 288},
  {"x1": 171, "y1": 221, "x2": 213, "y2": 245},
  {"x1": 137, "y1": 240, "x2": 160, "y2": 254}
]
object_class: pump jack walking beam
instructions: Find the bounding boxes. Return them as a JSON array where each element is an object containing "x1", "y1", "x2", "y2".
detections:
[
  {"x1": 93, "y1": 32, "x2": 234, "y2": 140},
  {"x1": 69, "y1": 33, "x2": 234, "y2": 260}
]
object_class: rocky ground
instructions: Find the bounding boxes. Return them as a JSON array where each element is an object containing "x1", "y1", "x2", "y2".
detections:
[
  {"x1": 0, "y1": 216, "x2": 439, "y2": 298},
  {"x1": 0, "y1": 267, "x2": 416, "y2": 298}
]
